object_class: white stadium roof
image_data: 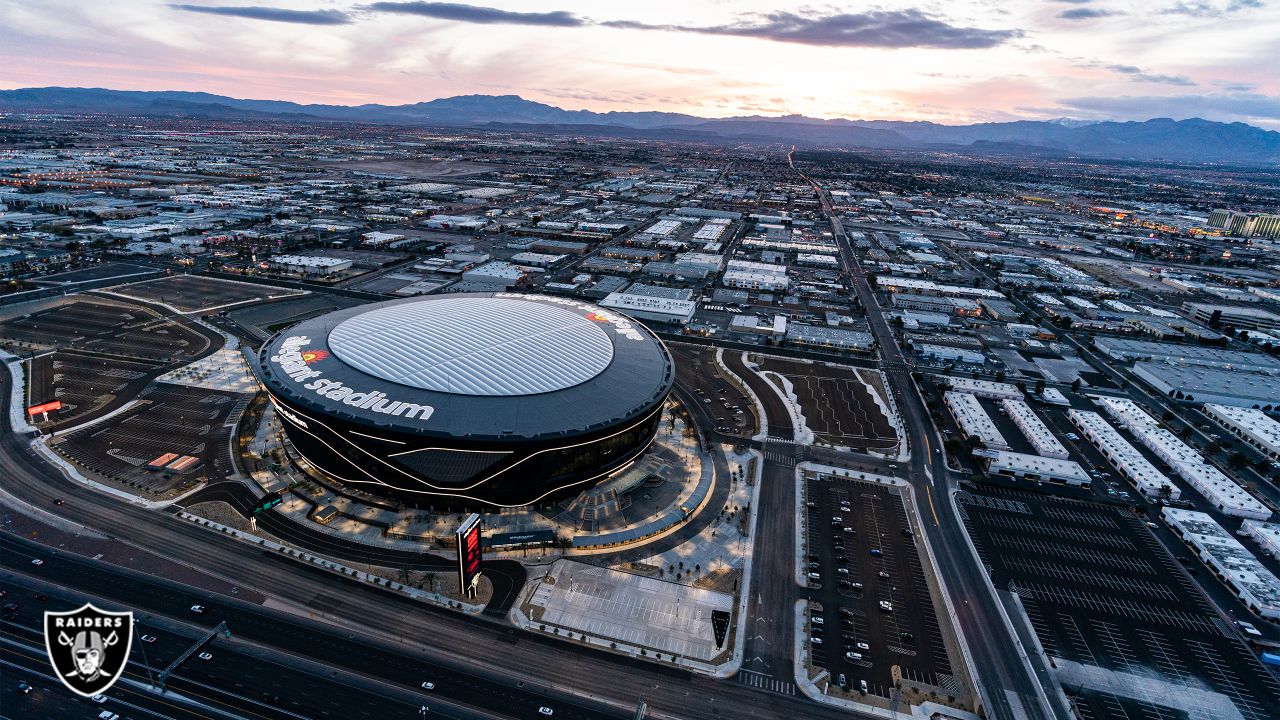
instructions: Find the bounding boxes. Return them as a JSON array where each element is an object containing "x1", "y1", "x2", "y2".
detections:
[{"x1": 328, "y1": 296, "x2": 615, "y2": 397}]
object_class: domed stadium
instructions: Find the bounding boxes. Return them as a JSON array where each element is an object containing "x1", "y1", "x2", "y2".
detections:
[{"x1": 255, "y1": 292, "x2": 674, "y2": 508}]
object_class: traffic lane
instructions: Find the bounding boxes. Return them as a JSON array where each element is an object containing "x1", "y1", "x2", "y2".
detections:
[
  {"x1": 2, "y1": 642, "x2": 219, "y2": 720},
  {"x1": 1, "y1": 579, "x2": 513, "y2": 720},
  {"x1": 3, "y1": 536, "x2": 625, "y2": 720},
  {"x1": 722, "y1": 350, "x2": 794, "y2": 440}
]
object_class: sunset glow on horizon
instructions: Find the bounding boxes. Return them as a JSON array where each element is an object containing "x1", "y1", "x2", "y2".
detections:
[{"x1": 2, "y1": 0, "x2": 1278, "y2": 128}]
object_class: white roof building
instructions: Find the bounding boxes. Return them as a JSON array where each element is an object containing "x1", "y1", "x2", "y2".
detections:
[
  {"x1": 1067, "y1": 409, "x2": 1178, "y2": 499},
  {"x1": 876, "y1": 276, "x2": 1004, "y2": 299},
  {"x1": 1163, "y1": 508, "x2": 1280, "y2": 619},
  {"x1": 944, "y1": 392, "x2": 1007, "y2": 449},
  {"x1": 599, "y1": 292, "x2": 696, "y2": 325},
  {"x1": 1041, "y1": 387, "x2": 1070, "y2": 406},
  {"x1": 986, "y1": 450, "x2": 1091, "y2": 487},
  {"x1": 1241, "y1": 520, "x2": 1280, "y2": 560},
  {"x1": 1002, "y1": 399, "x2": 1070, "y2": 459},
  {"x1": 1095, "y1": 396, "x2": 1270, "y2": 520},
  {"x1": 938, "y1": 376, "x2": 1022, "y2": 400},
  {"x1": 1203, "y1": 404, "x2": 1280, "y2": 461}
]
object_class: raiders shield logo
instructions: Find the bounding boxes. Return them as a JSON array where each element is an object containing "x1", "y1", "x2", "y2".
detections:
[{"x1": 44, "y1": 603, "x2": 133, "y2": 697}]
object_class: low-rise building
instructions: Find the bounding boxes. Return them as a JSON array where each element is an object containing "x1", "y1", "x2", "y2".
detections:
[
  {"x1": 944, "y1": 392, "x2": 1007, "y2": 449},
  {"x1": 985, "y1": 450, "x2": 1090, "y2": 487},
  {"x1": 937, "y1": 376, "x2": 1022, "y2": 400},
  {"x1": 599, "y1": 292, "x2": 696, "y2": 325},
  {"x1": 1067, "y1": 409, "x2": 1178, "y2": 499},
  {"x1": 1163, "y1": 508, "x2": 1280, "y2": 619},
  {"x1": 1203, "y1": 404, "x2": 1280, "y2": 462},
  {"x1": 784, "y1": 324, "x2": 874, "y2": 352},
  {"x1": 1002, "y1": 399, "x2": 1069, "y2": 459},
  {"x1": 1094, "y1": 396, "x2": 1270, "y2": 520}
]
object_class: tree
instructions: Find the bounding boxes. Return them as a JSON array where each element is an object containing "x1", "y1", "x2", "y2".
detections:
[
  {"x1": 1034, "y1": 379, "x2": 1046, "y2": 395},
  {"x1": 1071, "y1": 378, "x2": 1082, "y2": 393}
]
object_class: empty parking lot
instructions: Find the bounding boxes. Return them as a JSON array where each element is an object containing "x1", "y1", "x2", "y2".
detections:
[
  {"x1": 958, "y1": 487, "x2": 1280, "y2": 720},
  {"x1": 110, "y1": 275, "x2": 301, "y2": 314},
  {"x1": 757, "y1": 357, "x2": 898, "y2": 452},
  {"x1": 53, "y1": 384, "x2": 247, "y2": 495},
  {"x1": 0, "y1": 297, "x2": 215, "y2": 362}
]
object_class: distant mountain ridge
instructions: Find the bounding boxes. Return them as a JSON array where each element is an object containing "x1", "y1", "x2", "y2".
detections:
[{"x1": 3, "y1": 87, "x2": 1277, "y2": 164}]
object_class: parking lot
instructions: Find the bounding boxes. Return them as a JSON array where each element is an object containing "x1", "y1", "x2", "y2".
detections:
[
  {"x1": 225, "y1": 294, "x2": 367, "y2": 338},
  {"x1": 26, "y1": 350, "x2": 163, "y2": 430},
  {"x1": 801, "y1": 473, "x2": 957, "y2": 701},
  {"x1": 957, "y1": 487, "x2": 1280, "y2": 720},
  {"x1": 756, "y1": 357, "x2": 898, "y2": 452},
  {"x1": 111, "y1": 275, "x2": 301, "y2": 314},
  {"x1": 53, "y1": 384, "x2": 247, "y2": 494},
  {"x1": 0, "y1": 297, "x2": 215, "y2": 362},
  {"x1": 670, "y1": 344, "x2": 759, "y2": 438}
]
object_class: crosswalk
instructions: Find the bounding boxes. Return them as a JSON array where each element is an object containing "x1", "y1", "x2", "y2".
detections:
[
  {"x1": 736, "y1": 669, "x2": 797, "y2": 695},
  {"x1": 765, "y1": 438, "x2": 803, "y2": 465}
]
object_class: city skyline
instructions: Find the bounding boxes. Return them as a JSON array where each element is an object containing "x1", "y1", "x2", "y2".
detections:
[{"x1": 2, "y1": 0, "x2": 1279, "y2": 128}]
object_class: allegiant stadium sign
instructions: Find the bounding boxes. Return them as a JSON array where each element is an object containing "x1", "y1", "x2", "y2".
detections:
[{"x1": 269, "y1": 335, "x2": 435, "y2": 421}]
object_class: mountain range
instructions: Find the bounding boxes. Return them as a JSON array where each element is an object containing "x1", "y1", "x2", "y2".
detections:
[{"x1": 3, "y1": 87, "x2": 1278, "y2": 165}]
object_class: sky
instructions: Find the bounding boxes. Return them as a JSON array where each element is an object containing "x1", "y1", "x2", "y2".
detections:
[{"x1": 2, "y1": 0, "x2": 1279, "y2": 128}]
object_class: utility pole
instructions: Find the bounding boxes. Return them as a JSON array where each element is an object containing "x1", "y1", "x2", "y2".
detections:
[{"x1": 132, "y1": 618, "x2": 156, "y2": 690}]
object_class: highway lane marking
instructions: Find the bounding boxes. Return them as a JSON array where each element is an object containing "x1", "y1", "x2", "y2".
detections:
[{"x1": 925, "y1": 485, "x2": 941, "y2": 527}]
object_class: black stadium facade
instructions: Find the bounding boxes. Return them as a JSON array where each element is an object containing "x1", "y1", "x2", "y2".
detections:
[{"x1": 255, "y1": 292, "x2": 674, "y2": 508}]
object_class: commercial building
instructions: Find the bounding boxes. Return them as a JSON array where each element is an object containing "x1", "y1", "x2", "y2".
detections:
[
  {"x1": 1203, "y1": 404, "x2": 1280, "y2": 461},
  {"x1": 1184, "y1": 303, "x2": 1280, "y2": 332},
  {"x1": 1241, "y1": 520, "x2": 1280, "y2": 560},
  {"x1": 944, "y1": 392, "x2": 1008, "y2": 449},
  {"x1": 1067, "y1": 409, "x2": 1179, "y2": 499},
  {"x1": 256, "y1": 293, "x2": 673, "y2": 508},
  {"x1": 784, "y1": 324, "x2": 874, "y2": 352},
  {"x1": 1093, "y1": 396, "x2": 1269, "y2": 519},
  {"x1": 1093, "y1": 336, "x2": 1280, "y2": 374},
  {"x1": 1132, "y1": 362, "x2": 1280, "y2": 409},
  {"x1": 1001, "y1": 399, "x2": 1069, "y2": 459},
  {"x1": 938, "y1": 376, "x2": 1022, "y2": 400},
  {"x1": 599, "y1": 291, "x2": 696, "y2": 325},
  {"x1": 875, "y1": 276, "x2": 1004, "y2": 299},
  {"x1": 268, "y1": 255, "x2": 353, "y2": 275},
  {"x1": 917, "y1": 343, "x2": 985, "y2": 364},
  {"x1": 985, "y1": 450, "x2": 1090, "y2": 488},
  {"x1": 1206, "y1": 209, "x2": 1280, "y2": 239},
  {"x1": 1162, "y1": 508, "x2": 1280, "y2": 619}
]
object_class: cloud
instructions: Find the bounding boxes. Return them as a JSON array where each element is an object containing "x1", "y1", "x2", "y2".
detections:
[
  {"x1": 1102, "y1": 64, "x2": 1196, "y2": 86},
  {"x1": 1162, "y1": 0, "x2": 1262, "y2": 16},
  {"x1": 604, "y1": 10, "x2": 1021, "y2": 50},
  {"x1": 1058, "y1": 7, "x2": 1120, "y2": 19},
  {"x1": 168, "y1": 4, "x2": 352, "y2": 25},
  {"x1": 365, "y1": 2, "x2": 584, "y2": 26}
]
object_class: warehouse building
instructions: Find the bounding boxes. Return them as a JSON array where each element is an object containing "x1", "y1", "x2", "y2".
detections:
[
  {"x1": 1001, "y1": 399, "x2": 1070, "y2": 459},
  {"x1": 600, "y1": 292, "x2": 696, "y2": 325},
  {"x1": 1203, "y1": 404, "x2": 1280, "y2": 462},
  {"x1": 944, "y1": 392, "x2": 1008, "y2": 449},
  {"x1": 985, "y1": 450, "x2": 1090, "y2": 488},
  {"x1": 1093, "y1": 337, "x2": 1280, "y2": 374},
  {"x1": 1133, "y1": 362, "x2": 1280, "y2": 409},
  {"x1": 938, "y1": 376, "x2": 1022, "y2": 400},
  {"x1": 1094, "y1": 396, "x2": 1270, "y2": 520},
  {"x1": 1067, "y1": 409, "x2": 1179, "y2": 499},
  {"x1": 1163, "y1": 508, "x2": 1280, "y2": 620},
  {"x1": 1241, "y1": 520, "x2": 1280, "y2": 559},
  {"x1": 784, "y1": 324, "x2": 874, "y2": 352}
]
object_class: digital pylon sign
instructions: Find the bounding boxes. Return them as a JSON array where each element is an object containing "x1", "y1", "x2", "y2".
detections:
[
  {"x1": 456, "y1": 513, "x2": 483, "y2": 599},
  {"x1": 27, "y1": 400, "x2": 63, "y2": 416}
]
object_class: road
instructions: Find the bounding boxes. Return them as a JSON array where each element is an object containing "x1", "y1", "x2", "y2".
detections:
[
  {"x1": 788, "y1": 149, "x2": 1068, "y2": 720},
  {"x1": 0, "y1": 356, "x2": 882, "y2": 720}
]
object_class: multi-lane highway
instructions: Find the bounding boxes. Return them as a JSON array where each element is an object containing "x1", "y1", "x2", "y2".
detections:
[{"x1": 787, "y1": 149, "x2": 1069, "y2": 720}]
